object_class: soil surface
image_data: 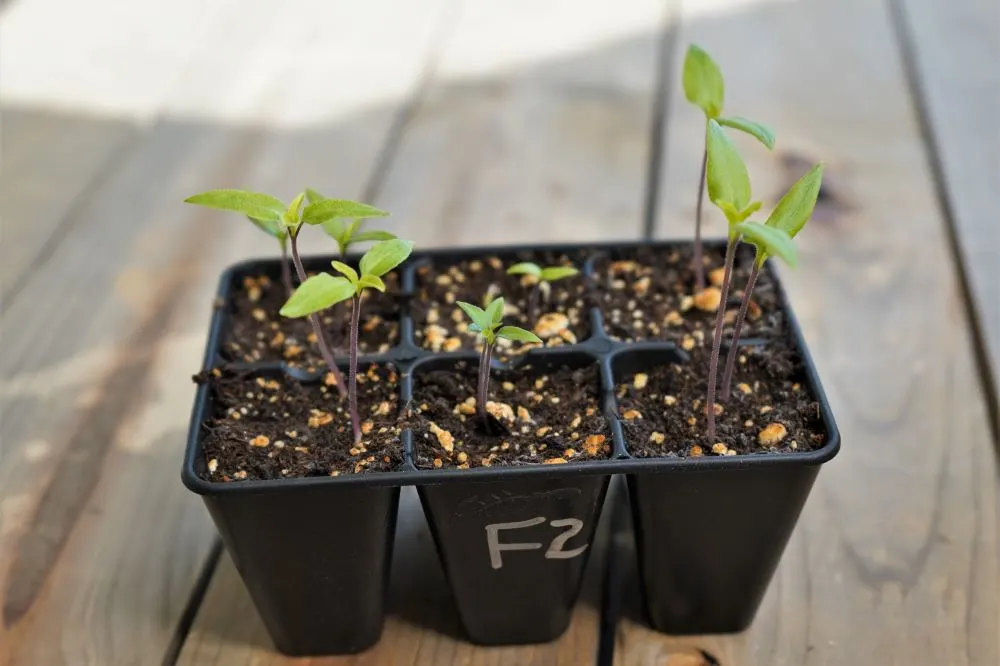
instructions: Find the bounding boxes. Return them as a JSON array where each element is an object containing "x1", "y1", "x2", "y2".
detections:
[
  {"x1": 412, "y1": 253, "x2": 591, "y2": 357},
  {"x1": 593, "y1": 244, "x2": 783, "y2": 346},
  {"x1": 410, "y1": 360, "x2": 612, "y2": 469},
  {"x1": 221, "y1": 271, "x2": 401, "y2": 368},
  {"x1": 615, "y1": 340, "x2": 825, "y2": 457},
  {"x1": 194, "y1": 364, "x2": 404, "y2": 480}
]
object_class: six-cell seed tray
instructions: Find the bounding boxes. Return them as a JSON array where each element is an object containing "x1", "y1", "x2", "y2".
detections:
[{"x1": 181, "y1": 240, "x2": 840, "y2": 656}]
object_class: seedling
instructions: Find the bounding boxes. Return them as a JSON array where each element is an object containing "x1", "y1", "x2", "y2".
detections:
[
  {"x1": 183, "y1": 188, "x2": 390, "y2": 398},
  {"x1": 506, "y1": 262, "x2": 579, "y2": 320},
  {"x1": 683, "y1": 44, "x2": 775, "y2": 292},
  {"x1": 184, "y1": 189, "x2": 301, "y2": 296},
  {"x1": 719, "y1": 164, "x2": 823, "y2": 401},
  {"x1": 457, "y1": 297, "x2": 541, "y2": 428},
  {"x1": 304, "y1": 188, "x2": 396, "y2": 256},
  {"x1": 702, "y1": 119, "x2": 786, "y2": 438},
  {"x1": 281, "y1": 238, "x2": 414, "y2": 443}
]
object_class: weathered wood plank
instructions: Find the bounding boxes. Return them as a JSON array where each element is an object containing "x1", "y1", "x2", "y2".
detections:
[
  {"x1": 0, "y1": 107, "x2": 137, "y2": 303},
  {"x1": 375, "y1": 0, "x2": 668, "y2": 245},
  {"x1": 0, "y1": 1, "x2": 451, "y2": 663},
  {"x1": 179, "y1": 0, "x2": 668, "y2": 663},
  {"x1": 618, "y1": 0, "x2": 1000, "y2": 663},
  {"x1": 0, "y1": 0, "x2": 243, "y2": 304},
  {"x1": 894, "y1": 0, "x2": 1000, "y2": 423}
]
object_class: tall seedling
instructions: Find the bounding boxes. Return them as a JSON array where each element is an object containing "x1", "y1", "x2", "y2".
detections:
[
  {"x1": 683, "y1": 44, "x2": 775, "y2": 292},
  {"x1": 702, "y1": 120, "x2": 795, "y2": 438},
  {"x1": 281, "y1": 239, "x2": 414, "y2": 444},
  {"x1": 184, "y1": 189, "x2": 301, "y2": 296},
  {"x1": 457, "y1": 298, "x2": 541, "y2": 429},
  {"x1": 719, "y1": 164, "x2": 823, "y2": 401}
]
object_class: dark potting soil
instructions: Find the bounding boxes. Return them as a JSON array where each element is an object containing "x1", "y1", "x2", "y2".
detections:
[
  {"x1": 616, "y1": 340, "x2": 825, "y2": 458},
  {"x1": 410, "y1": 361, "x2": 612, "y2": 469},
  {"x1": 593, "y1": 245, "x2": 784, "y2": 345},
  {"x1": 194, "y1": 364, "x2": 404, "y2": 481},
  {"x1": 220, "y1": 272, "x2": 401, "y2": 368},
  {"x1": 411, "y1": 254, "x2": 591, "y2": 357}
]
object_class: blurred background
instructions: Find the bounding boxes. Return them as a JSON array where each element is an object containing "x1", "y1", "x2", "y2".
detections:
[{"x1": 1, "y1": 0, "x2": 997, "y2": 664}]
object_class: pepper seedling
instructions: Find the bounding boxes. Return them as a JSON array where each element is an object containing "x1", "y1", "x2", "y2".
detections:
[
  {"x1": 304, "y1": 188, "x2": 396, "y2": 256},
  {"x1": 702, "y1": 118, "x2": 769, "y2": 439},
  {"x1": 719, "y1": 164, "x2": 823, "y2": 401},
  {"x1": 184, "y1": 189, "x2": 302, "y2": 297},
  {"x1": 683, "y1": 44, "x2": 775, "y2": 292},
  {"x1": 505, "y1": 262, "x2": 579, "y2": 321},
  {"x1": 281, "y1": 238, "x2": 414, "y2": 444},
  {"x1": 456, "y1": 297, "x2": 541, "y2": 429}
]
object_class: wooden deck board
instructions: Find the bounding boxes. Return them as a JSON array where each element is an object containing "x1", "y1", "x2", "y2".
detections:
[
  {"x1": 895, "y1": 0, "x2": 1000, "y2": 422},
  {"x1": 621, "y1": 0, "x2": 1000, "y2": 663}
]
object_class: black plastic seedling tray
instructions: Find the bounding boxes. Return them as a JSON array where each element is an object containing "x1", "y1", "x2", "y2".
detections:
[{"x1": 182, "y1": 240, "x2": 840, "y2": 655}]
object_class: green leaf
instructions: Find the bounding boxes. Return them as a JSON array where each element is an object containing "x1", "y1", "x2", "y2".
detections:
[
  {"x1": 246, "y1": 215, "x2": 285, "y2": 239},
  {"x1": 301, "y1": 199, "x2": 390, "y2": 225},
  {"x1": 497, "y1": 326, "x2": 542, "y2": 344},
  {"x1": 717, "y1": 116, "x2": 775, "y2": 150},
  {"x1": 304, "y1": 188, "x2": 326, "y2": 204},
  {"x1": 506, "y1": 262, "x2": 542, "y2": 277},
  {"x1": 331, "y1": 260, "x2": 359, "y2": 284},
  {"x1": 457, "y1": 301, "x2": 491, "y2": 332},
  {"x1": 350, "y1": 230, "x2": 397, "y2": 244},
  {"x1": 357, "y1": 274, "x2": 386, "y2": 292},
  {"x1": 485, "y1": 297, "x2": 505, "y2": 326},
  {"x1": 683, "y1": 44, "x2": 724, "y2": 118},
  {"x1": 280, "y1": 274, "x2": 356, "y2": 318},
  {"x1": 359, "y1": 239, "x2": 414, "y2": 277},
  {"x1": 345, "y1": 219, "x2": 363, "y2": 239},
  {"x1": 731, "y1": 222, "x2": 799, "y2": 268},
  {"x1": 468, "y1": 322, "x2": 482, "y2": 334},
  {"x1": 766, "y1": 163, "x2": 824, "y2": 239},
  {"x1": 321, "y1": 218, "x2": 347, "y2": 241},
  {"x1": 185, "y1": 189, "x2": 286, "y2": 222},
  {"x1": 540, "y1": 266, "x2": 579, "y2": 282},
  {"x1": 285, "y1": 191, "x2": 307, "y2": 225},
  {"x1": 706, "y1": 119, "x2": 751, "y2": 214}
]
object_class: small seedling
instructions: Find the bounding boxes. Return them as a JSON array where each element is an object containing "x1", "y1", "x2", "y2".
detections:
[
  {"x1": 719, "y1": 164, "x2": 823, "y2": 401},
  {"x1": 457, "y1": 297, "x2": 541, "y2": 428},
  {"x1": 683, "y1": 44, "x2": 775, "y2": 292},
  {"x1": 184, "y1": 189, "x2": 302, "y2": 296},
  {"x1": 281, "y1": 238, "x2": 414, "y2": 443},
  {"x1": 506, "y1": 262, "x2": 579, "y2": 320},
  {"x1": 304, "y1": 188, "x2": 396, "y2": 256}
]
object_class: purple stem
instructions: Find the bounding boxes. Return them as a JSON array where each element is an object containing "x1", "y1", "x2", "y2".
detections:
[
  {"x1": 706, "y1": 239, "x2": 737, "y2": 439},
  {"x1": 693, "y1": 147, "x2": 708, "y2": 292},
  {"x1": 527, "y1": 283, "x2": 540, "y2": 322},
  {"x1": 720, "y1": 261, "x2": 760, "y2": 402},
  {"x1": 289, "y1": 230, "x2": 347, "y2": 398},
  {"x1": 279, "y1": 240, "x2": 295, "y2": 298},
  {"x1": 476, "y1": 341, "x2": 491, "y2": 423},
  {"x1": 348, "y1": 294, "x2": 362, "y2": 444}
]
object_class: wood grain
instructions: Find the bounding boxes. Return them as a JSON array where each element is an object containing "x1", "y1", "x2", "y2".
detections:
[
  {"x1": 615, "y1": 0, "x2": 1000, "y2": 663},
  {"x1": 0, "y1": 1, "x2": 452, "y2": 663},
  {"x1": 894, "y1": 0, "x2": 1000, "y2": 425},
  {"x1": 375, "y1": 0, "x2": 670, "y2": 245},
  {"x1": 179, "y1": 0, "x2": 669, "y2": 663}
]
